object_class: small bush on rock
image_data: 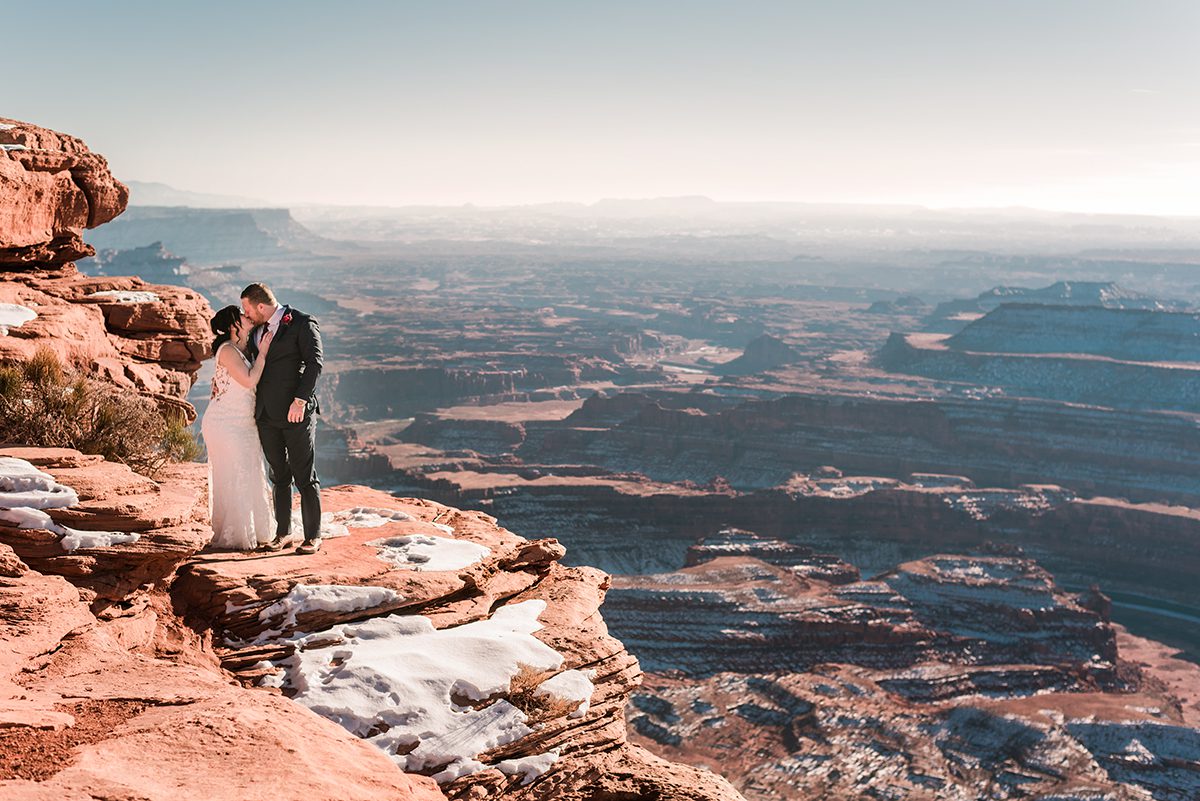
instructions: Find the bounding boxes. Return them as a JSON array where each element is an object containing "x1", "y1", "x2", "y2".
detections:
[
  {"x1": 0, "y1": 348, "x2": 201, "y2": 477},
  {"x1": 506, "y1": 663, "x2": 585, "y2": 723}
]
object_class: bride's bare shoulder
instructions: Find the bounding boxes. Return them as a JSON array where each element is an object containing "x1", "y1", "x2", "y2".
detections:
[{"x1": 214, "y1": 341, "x2": 245, "y2": 367}]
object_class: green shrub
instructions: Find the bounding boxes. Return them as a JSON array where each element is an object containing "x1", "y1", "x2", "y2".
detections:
[
  {"x1": 0, "y1": 348, "x2": 202, "y2": 477},
  {"x1": 0, "y1": 366, "x2": 23, "y2": 404},
  {"x1": 160, "y1": 410, "x2": 203, "y2": 464}
]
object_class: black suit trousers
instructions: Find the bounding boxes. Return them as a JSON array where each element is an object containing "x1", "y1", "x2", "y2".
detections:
[{"x1": 257, "y1": 414, "x2": 322, "y2": 540}]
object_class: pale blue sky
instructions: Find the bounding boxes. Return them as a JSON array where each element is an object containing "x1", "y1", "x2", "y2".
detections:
[{"x1": 6, "y1": 1, "x2": 1200, "y2": 213}]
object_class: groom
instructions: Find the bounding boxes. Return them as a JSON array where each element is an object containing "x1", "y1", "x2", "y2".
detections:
[{"x1": 241, "y1": 282, "x2": 325, "y2": 554}]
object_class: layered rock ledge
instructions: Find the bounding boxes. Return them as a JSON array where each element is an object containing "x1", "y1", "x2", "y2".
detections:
[
  {"x1": 0, "y1": 117, "x2": 127, "y2": 269},
  {"x1": 0, "y1": 451, "x2": 743, "y2": 801},
  {"x1": 0, "y1": 451, "x2": 443, "y2": 801}
]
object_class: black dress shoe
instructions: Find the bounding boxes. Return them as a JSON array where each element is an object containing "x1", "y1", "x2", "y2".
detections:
[{"x1": 296, "y1": 538, "x2": 322, "y2": 555}]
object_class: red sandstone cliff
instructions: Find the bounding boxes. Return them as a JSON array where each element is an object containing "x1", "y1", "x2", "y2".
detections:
[{"x1": 1, "y1": 117, "x2": 211, "y2": 419}]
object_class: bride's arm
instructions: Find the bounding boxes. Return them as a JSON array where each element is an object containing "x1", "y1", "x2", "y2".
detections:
[{"x1": 217, "y1": 333, "x2": 273, "y2": 389}]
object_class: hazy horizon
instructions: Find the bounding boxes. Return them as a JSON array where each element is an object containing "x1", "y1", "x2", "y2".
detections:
[
  {"x1": 8, "y1": 0, "x2": 1200, "y2": 216},
  {"x1": 123, "y1": 179, "x2": 1200, "y2": 221}
]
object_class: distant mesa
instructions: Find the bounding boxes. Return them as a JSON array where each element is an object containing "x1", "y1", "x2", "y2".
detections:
[
  {"x1": 716, "y1": 334, "x2": 801, "y2": 376},
  {"x1": 945, "y1": 302, "x2": 1200, "y2": 362},
  {"x1": 84, "y1": 205, "x2": 338, "y2": 266},
  {"x1": 974, "y1": 280, "x2": 1172, "y2": 309},
  {"x1": 881, "y1": 301, "x2": 1200, "y2": 412},
  {"x1": 866, "y1": 295, "x2": 929, "y2": 314},
  {"x1": 927, "y1": 280, "x2": 1188, "y2": 332},
  {"x1": 125, "y1": 180, "x2": 271, "y2": 209}
]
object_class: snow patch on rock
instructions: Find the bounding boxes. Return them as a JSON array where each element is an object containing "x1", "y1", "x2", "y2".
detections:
[
  {"x1": 323, "y1": 506, "x2": 415, "y2": 529},
  {"x1": 256, "y1": 583, "x2": 404, "y2": 633},
  {"x1": 270, "y1": 599, "x2": 563, "y2": 783},
  {"x1": 535, "y1": 669, "x2": 596, "y2": 719},
  {"x1": 0, "y1": 456, "x2": 135, "y2": 551},
  {"x1": 88, "y1": 290, "x2": 161, "y2": 303},
  {"x1": 497, "y1": 750, "x2": 560, "y2": 785},
  {"x1": 0, "y1": 303, "x2": 36, "y2": 335},
  {"x1": 368, "y1": 533, "x2": 491, "y2": 572},
  {"x1": 59, "y1": 530, "x2": 141, "y2": 551}
]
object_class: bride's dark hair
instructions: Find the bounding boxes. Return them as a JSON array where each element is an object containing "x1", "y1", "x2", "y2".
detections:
[{"x1": 210, "y1": 305, "x2": 243, "y2": 354}]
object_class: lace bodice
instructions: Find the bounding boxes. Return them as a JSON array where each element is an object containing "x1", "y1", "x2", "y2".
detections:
[{"x1": 209, "y1": 342, "x2": 254, "y2": 412}]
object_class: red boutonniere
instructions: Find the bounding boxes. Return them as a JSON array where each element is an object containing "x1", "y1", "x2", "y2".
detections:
[{"x1": 281, "y1": 312, "x2": 293, "y2": 325}]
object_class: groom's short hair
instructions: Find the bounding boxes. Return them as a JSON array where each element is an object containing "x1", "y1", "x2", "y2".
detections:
[{"x1": 240, "y1": 283, "x2": 277, "y2": 306}]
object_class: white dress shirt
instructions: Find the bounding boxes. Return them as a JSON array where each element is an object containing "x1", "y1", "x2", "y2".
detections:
[{"x1": 256, "y1": 305, "x2": 285, "y2": 344}]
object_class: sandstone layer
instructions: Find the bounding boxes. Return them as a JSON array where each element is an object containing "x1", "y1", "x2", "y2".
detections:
[
  {"x1": 0, "y1": 452, "x2": 443, "y2": 801},
  {"x1": 178, "y1": 485, "x2": 742, "y2": 801},
  {"x1": 1, "y1": 118, "x2": 211, "y2": 415},
  {"x1": 0, "y1": 117, "x2": 127, "y2": 269}
]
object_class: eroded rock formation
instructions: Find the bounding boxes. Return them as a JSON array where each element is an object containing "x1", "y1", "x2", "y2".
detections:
[
  {"x1": 0, "y1": 117, "x2": 127, "y2": 268},
  {"x1": 1, "y1": 118, "x2": 211, "y2": 416}
]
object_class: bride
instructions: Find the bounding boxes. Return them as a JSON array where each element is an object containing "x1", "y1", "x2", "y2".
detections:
[{"x1": 201, "y1": 305, "x2": 276, "y2": 550}]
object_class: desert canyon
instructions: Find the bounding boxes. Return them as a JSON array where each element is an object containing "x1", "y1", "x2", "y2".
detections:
[{"x1": 2, "y1": 117, "x2": 1200, "y2": 800}]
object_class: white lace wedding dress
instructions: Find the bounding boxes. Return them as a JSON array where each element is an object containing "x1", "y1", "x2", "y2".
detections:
[{"x1": 201, "y1": 342, "x2": 275, "y2": 550}]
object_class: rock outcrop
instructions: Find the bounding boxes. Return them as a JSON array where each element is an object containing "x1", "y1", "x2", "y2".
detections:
[
  {"x1": 1, "y1": 118, "x2": 211, "y2": 416},
  {"x1": 715, "y1": 334, "x2": 800, "y2": 376},
  {"x1": 0, "y1": 117, "x2": 127, "y2": 269},
  {"x1": 0, "y1": 450, "x2": 445, "y2": 801},
  {"x1": 176, "y1": 486, "x2": 742, "y2": 800},
  {"x1": 0, "y1": 449, "x2": 742, "y2": 800}
]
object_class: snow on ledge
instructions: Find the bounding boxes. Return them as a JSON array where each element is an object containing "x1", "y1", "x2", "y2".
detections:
[
  {"x1": 0, "y1": 303, "x2": 37, "y2": 336},
  {"x1": 87, "y1": 290, "x2": 161, "y2": 304},
  {"x1": 535, "y1": 669, "x2": 596, "y2": 719},
  {"x1": 497, "y1": 750, "x2": 560, "y2": 785},
  {"x1": 368, "y1": 533, "x2": 491, "y2": 572},
  {"x1": 0, "y1": 456, "x2": 138, "y2": 551},
  {"x1": 59, "y1": 530, "x2": 140, "y2": 551},
  {"x1": 269, "y1": 599, "x2": 564, "y2": 783},
  {"x1": 256, "y1": 583, "x2": 404, "y2": 634},
  {"x1": 323, "y1": 506, "x2": 415, "y2": 529}
]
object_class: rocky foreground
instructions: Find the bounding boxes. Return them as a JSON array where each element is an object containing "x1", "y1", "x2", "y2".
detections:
[{"x1": 0, "y1": 450, "x2": 740, "y2": 800}]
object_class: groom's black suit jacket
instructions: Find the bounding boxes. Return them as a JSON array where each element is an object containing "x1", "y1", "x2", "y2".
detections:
[{"x1": 247, "y1": 306, "x2": 323, "y2": 424}]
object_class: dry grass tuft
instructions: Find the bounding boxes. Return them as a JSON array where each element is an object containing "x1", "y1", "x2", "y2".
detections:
[
  {"x1": 505, "y1": 663, "x2": 585, "y2": 723},
  {"x1": 0, "y1": 348, "x2": 201, "y2": 477}
]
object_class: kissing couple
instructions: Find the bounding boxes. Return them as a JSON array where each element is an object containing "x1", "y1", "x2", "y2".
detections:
[{"x1": 200, "y1": 283, "x2": 325, "y2": 554}]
